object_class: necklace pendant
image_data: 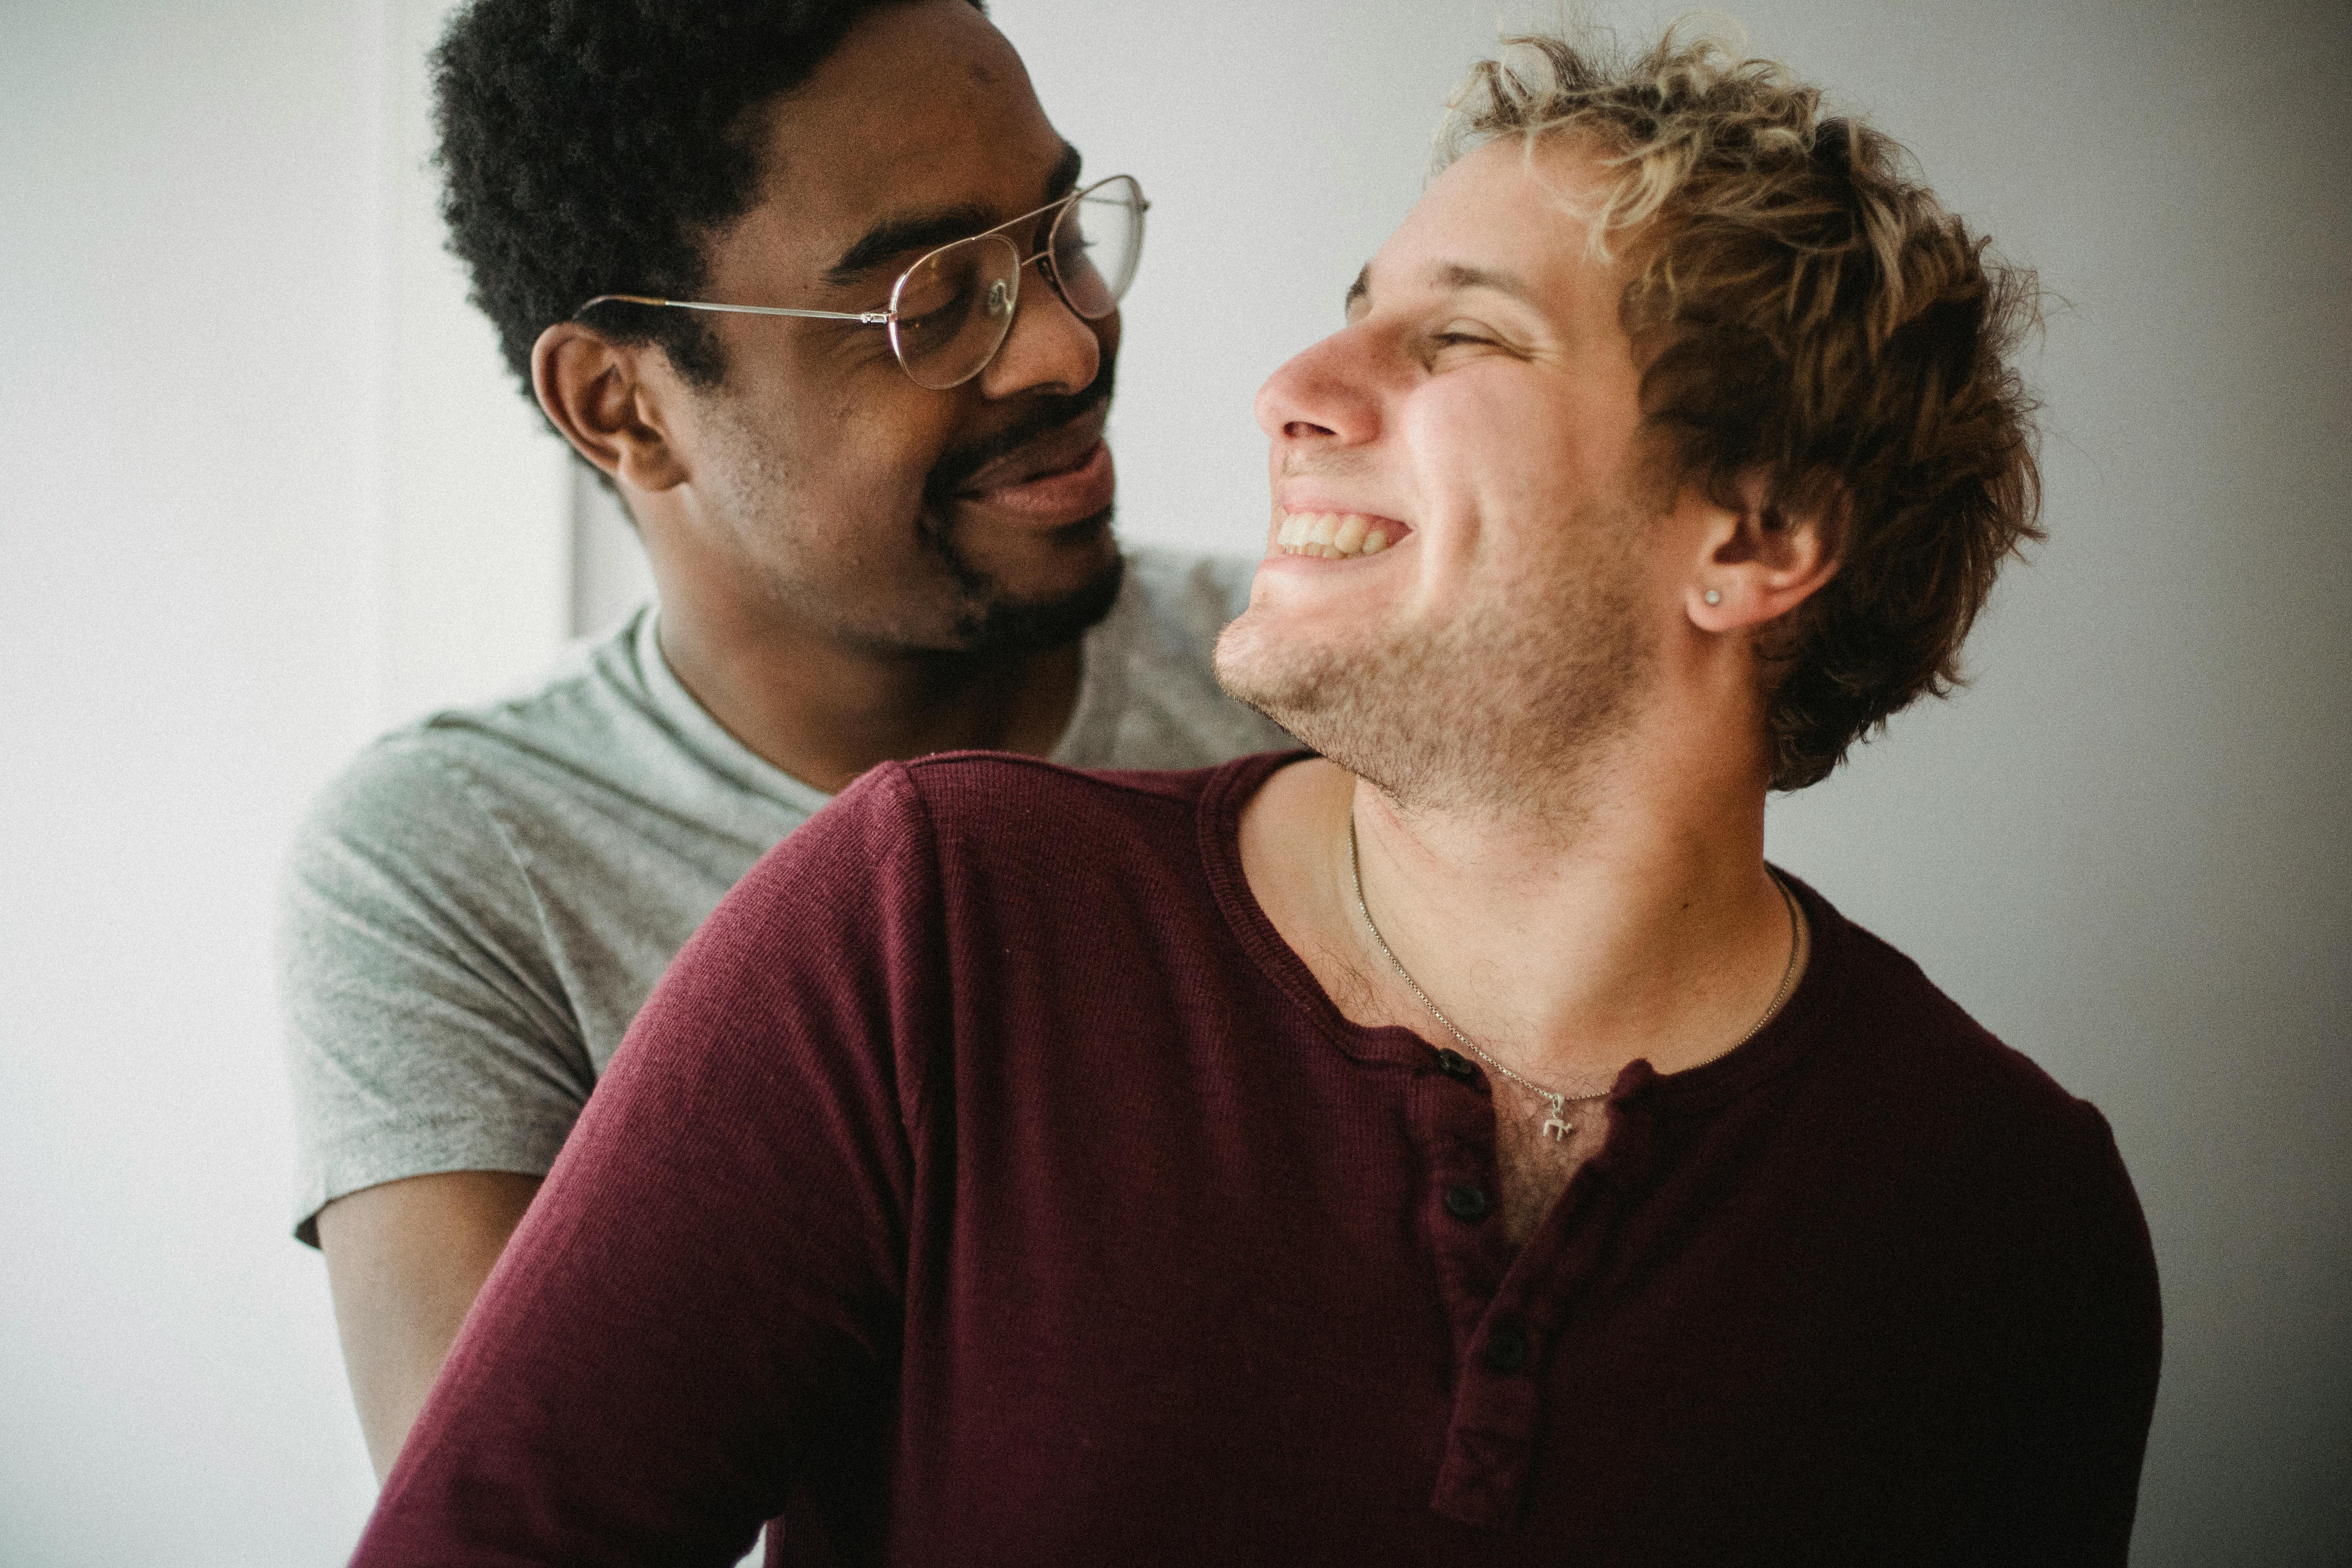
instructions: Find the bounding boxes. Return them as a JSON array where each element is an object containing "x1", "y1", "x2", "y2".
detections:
[{"x1": 1541, "y1": 1101, "x2": 1572, "y2": 1141}]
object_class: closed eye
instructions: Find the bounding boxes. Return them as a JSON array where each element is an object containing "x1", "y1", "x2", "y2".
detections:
[{"x1": 1427, "y1": 325, "x2": 1514, "y2": 359}]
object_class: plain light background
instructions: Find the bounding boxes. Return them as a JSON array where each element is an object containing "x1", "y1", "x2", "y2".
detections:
[{"x1": 1, "y1": 0, "x2": 2344, "y2": 1562}]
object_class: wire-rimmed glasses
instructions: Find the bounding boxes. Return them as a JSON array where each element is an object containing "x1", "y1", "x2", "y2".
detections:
[{"x1": 577, "y1": 174, "x2": 1147, "y2": 390}]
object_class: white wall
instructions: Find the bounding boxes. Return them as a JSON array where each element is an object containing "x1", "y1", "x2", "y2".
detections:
[
  {"x1": 0, "y1": 1, "x2": 388, "y2": 1560},
  {"x1": 384, "y1": 0, "x2": 575, "y2": 718},
  {"x1": 1, "y1": 1, "x2": 2343, "y2": 1563}
]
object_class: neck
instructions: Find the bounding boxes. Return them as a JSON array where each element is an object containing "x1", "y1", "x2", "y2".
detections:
[
  {"x1": 1241, "y1": 721, "x2": 1801, "y2": 1089},
  {"x1": 650, "y1": 585, "x2": 1080, "y2": 797}
]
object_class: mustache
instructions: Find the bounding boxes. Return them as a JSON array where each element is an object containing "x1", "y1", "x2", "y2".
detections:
[{"x1": 923, "y1": 359, "x2": 1118, "y2": 508}]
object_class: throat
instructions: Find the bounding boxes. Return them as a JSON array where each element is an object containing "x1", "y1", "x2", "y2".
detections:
[
  {"x1": 662, "y1": 619, "x2": 1084, "y2": 793},
  {"x1": 1490, "y1": 1078, "x2": 1613, "y2": 1245}
]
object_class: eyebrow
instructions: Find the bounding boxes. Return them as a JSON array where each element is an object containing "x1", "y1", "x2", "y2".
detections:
[
  {"x1": 824, "y1": 143, "x2": 1086, "y2": 286},
  {"x1": 1344, "y1": 260, "x2": 1537, "y2": 313},
  {"x1": 1430, "y1": 261, "x2": 1535, "y2": 301}
]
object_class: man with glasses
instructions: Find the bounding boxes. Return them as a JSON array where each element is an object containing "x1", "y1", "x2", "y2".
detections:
[
  {"x1": 350, "y1": 23, "x2": 2158, "y2": 1565},
  {"x1": 281, "y1": 0, "x2": 1286, "y2": 1483}
]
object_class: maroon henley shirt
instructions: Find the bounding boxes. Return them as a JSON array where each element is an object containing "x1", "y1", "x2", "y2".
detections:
[{"x1": 354, "y1": 751, "x2": 2161, "y2": 1566}]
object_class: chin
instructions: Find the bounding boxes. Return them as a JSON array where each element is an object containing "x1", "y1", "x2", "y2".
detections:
[
  {"x1": 1215, "y1": 607, "x2": 1366, "y2": 748},
  {"x1": 1218, "y1": 593, "x2": 1637, "y2": 816},
  {"x1": 949, "y1": 544, "x2": 1125, "y2": 658}
]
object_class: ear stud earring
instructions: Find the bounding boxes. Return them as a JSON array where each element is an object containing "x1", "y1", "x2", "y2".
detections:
[{"x1": 1704, "y1": 589, "x2": 1722, "y2": 605}]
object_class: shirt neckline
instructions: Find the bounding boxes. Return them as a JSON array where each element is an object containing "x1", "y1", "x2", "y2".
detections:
[
  {"x1": 622, "y1": 574, "x2": 1137, "y2": 812},
  {"x1": 624, "y1": 606, "x2": 835, "y2": 815},
  {"x1": 1194, "y1": 750, "x2": 1847, "y2": 1114}
]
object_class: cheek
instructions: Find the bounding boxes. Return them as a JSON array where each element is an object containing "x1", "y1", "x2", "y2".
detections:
[
  {"x1": 1399, "y1": 375, "x2": 1589, "y2": 561},
  {"x1": 703, "y1": 375, "x2": 957, "y2": 583},
  {"x1": 731, "y1": 328, "x2": 951, "y2": 475},
  {"x1": 782, "y1": 378, "x2": 954, "y2": 515}
]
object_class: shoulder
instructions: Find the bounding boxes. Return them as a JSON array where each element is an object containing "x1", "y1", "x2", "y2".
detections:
[
  {"x1": 1761, "y1": 888, "x2": 2158, "y2": 1356},
  {"x1": 898, "y1": 751, "x2": 1250, "y2": 865},
  {"x1": 278, "y1": 712, "x2": 582, "y2": 1014},
  {"x1": 288, "y1": 730, "x2": 518, "y2": 904},
  {"x1": 289, "y1": 622, "x2": 650, "y2": 877},
  {"x1": 712, "y1": 753, "x2": 1245, "y2": 933},
  {"x1": 1807, "y1": 897, "x2": 2161, "y2": 1409},
  {"x1": 787, "y1": 750, "x2": 1227, "y2": 864},
  {"x1": 1792, "y1": 890, "x2": 2151, "y2": 1260},
  {"x1": 1817, "y1": 905, "x2": 2107, "y2": 1150},
  {"x1": 904, "y1": 749, "x2": 1216, "y2": 816}
]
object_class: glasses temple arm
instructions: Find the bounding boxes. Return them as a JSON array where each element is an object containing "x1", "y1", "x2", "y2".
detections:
[{"x1": 576, "y1": 293, "x2": 891, "y2": 325}]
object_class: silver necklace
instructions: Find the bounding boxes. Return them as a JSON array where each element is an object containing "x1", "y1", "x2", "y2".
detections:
[{"x1": 1347, "y1": 814, "x2": 1804, "y2": 1141}]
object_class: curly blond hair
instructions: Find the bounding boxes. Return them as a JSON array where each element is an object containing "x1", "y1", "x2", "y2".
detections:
[{"x1": 1439, "y1": 24, "x2": 2044, "y2": 789}]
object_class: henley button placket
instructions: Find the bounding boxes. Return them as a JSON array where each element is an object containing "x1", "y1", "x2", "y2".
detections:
[{"x1": 1414, "y1": 1042, "x2": 1583, "y2": 1530}]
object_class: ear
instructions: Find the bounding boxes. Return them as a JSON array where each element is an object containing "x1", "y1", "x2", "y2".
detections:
[
  {"x1": 530, "y1": 322, "x2": 691, "y2": 494},
  {"x1": 1684, "y1": 468, "x2": 1846, "y2": 633}
]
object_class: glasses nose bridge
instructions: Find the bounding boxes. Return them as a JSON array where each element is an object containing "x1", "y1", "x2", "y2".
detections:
[
  {"x1": 1014, "y1": 193, "x2": 1083, "y2": 297},
  {"x1": 992, "y1": 223, "x2": 1087, "y2": 336},
  {"x1": 993, "y1": 241, "x2": 1094, "y2": 366}
]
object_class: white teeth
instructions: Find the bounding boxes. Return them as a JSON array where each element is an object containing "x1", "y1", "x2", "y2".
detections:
[{"x1": 1275, "y1": 510, "x2": 1401, "y2": 559}]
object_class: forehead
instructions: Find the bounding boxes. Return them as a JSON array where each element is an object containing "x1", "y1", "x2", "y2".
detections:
[
  {"x1": 722, "y1": 2, "x2": 1070, "y2": 274},
  {"x1": 1366, "y1": 136, "x2": 1622, "y2": 322}
]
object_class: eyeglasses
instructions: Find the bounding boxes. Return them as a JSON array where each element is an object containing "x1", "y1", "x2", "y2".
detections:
[{"x1": 577, "y1": 174, "x2": 1147, "y2": 391}]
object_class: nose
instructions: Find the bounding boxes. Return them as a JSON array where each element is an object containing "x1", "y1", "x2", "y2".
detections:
[
  {"x1": 1254, "y1": 327, "x2": 1378, "y2": 449},
  {"x1": 977, "y1": 260, "x2": 1103, "y2": 399}
]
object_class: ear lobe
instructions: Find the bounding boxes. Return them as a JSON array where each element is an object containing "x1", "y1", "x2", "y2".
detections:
[
  {"x1": 531, "y1": 322, "x2": 690, "y2": 494},
  {"x1": 1687, "y1": 469, "x2": 1847, "y2": 632}
]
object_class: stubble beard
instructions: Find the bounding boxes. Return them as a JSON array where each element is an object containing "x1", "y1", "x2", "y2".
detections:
[
  {"x1": 916, "y1": 506, "x2": 1124, "y2": 660},
  {"x1": 702, "y1": 367, "x2": 1126, "y2": 665},
  {"x1": 915, "y1": 358, "x2": 1125, "y2": 660},
  {"x1": 1216, "y1": 498, "x2": 1657, "y2": 824}
]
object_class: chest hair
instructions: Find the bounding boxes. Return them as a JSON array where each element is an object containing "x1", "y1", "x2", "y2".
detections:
[{"x1": 1490, "y1": 1078, "x2": 1614, "y2": 1245}]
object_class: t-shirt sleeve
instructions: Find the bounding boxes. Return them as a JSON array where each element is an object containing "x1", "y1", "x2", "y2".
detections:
[
  {"x1": 279, "y1": 737, "x2": 596, "y2": 1244},
  {"x1": 1985, "y1": 1101, "x2": 2164, "y2": 1563},
  {"x1": 350, "y1": 762, "x2": 939, "y2": 1566}
]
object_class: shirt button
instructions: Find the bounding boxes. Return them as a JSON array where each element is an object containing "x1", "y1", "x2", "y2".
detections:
[
  {"x1": 1434, "y1": 1049, "x2": 1478, "y2": 1082},
  {"x1": 1443, "y1": 1183, "x2": 1491, "y2": 1221},
  {"x1": 1483, "y1": 1323, "x2": 1530, "y2": 1374}
]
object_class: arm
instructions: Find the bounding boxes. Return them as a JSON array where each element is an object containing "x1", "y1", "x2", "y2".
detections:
[
  {"x1": 316, "y1": 1170, "x2": 542, "y2": 1481},
  {"x1": 1985, "y1": 1106, "x2": 2164, "y2": 1563},
  {"x1": 352, "y1": 765, "x2": 937, "y2": 1564},
  {"x1": 278, "y1": 742, "x2": 595, "y2": 1457}
]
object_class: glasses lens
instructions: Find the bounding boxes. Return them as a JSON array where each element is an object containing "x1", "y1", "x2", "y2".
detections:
[
  {"x1": 1047, "y1": 176, "x2": 1145, "y2": 321},
  {"x1": 889, "y1": 234, "x2": 1022, "y2": 389}
]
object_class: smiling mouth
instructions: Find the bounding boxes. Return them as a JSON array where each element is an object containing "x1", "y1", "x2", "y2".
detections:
[
  {"x1": 1275, "y1": 510, "x2": 1410, "y2": 559},
  {"x1": 954, "y1": 408, "x2": 1110, "y2": 500}
]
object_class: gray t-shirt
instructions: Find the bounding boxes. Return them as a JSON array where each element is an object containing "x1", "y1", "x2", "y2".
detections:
[{"x1": 281, "y1": 548, "x2": 1290, "y2": 1242}]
